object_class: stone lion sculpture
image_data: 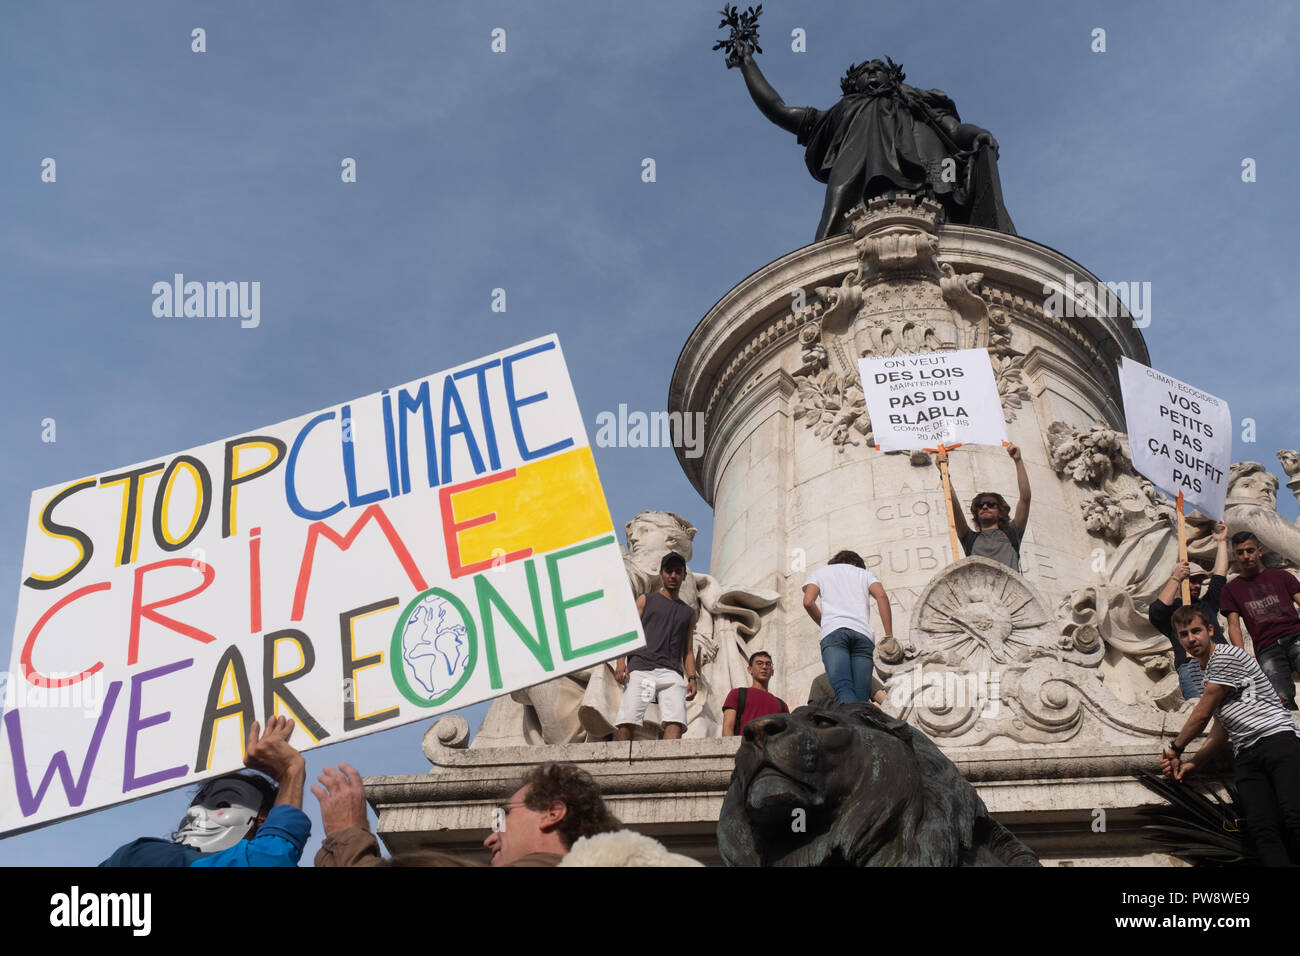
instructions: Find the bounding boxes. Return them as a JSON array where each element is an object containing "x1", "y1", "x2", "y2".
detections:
[{"x1": 716, "y1": 701, "x2": 1040, "y2": 866}]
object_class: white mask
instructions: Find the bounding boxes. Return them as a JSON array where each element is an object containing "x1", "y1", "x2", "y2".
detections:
[{"x1": 175, "y1": 777, "x2": 265, "y2": 852}]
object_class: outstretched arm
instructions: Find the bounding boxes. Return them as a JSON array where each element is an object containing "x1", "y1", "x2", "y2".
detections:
[
  {"x1": 869, "y1": 581, "x2": 893, "y2": 640},
  {"x1": 1009, "y1": 443, "x2": 1031, "y2": 536},
  {"x1": 737, "y1": 53, "x2": 811, "y2": 135},
  {"x1": 1210, "y1": 521, "x2": 1229, "y2": 577}
]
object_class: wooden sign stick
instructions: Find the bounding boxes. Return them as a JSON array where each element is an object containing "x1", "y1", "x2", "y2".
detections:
[
  {"x1": 926, "y1": 443, "x2": 964, "y2": 563},
  {"x1": 1176, "y1": 490, "x2": 1191, "y2": 605}
]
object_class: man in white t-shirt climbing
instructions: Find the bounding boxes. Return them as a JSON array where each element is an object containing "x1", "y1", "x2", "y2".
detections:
[{"x1": 801, "y1": 550, "x2": 894, "y2": 702}]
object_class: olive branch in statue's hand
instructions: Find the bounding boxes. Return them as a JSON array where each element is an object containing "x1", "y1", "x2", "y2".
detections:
[{"x1": 713, "y1": 3, "x2": 762, "y2": 68}]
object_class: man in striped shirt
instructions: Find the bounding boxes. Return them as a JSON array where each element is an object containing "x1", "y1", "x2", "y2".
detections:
[{"x1": 1162, "y1": 605, "x2": 1300, "y2": 865}]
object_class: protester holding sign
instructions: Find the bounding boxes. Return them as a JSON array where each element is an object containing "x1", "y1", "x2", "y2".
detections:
[
  {"x1": 100, "y1": 717, "x2": 309, "y2": 867},
  {"x1": 1221, "y1": 532, "x2": 1300, "y2": 710},
  {"x1": 1147, "y1": 521, "x2": 1230, "y2": 699},
  {"x1": 935, "y1": 444, "x2": 1030, "y2": 572},
  {"x1": 5, "y1": 335, "x2": 644, "y2": 838}
]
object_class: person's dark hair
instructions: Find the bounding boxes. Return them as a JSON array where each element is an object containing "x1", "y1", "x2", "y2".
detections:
[
  {"x1": 1171, "y1": 605, "x2": 1211, "y2": 634},
  {"x1": 748, "y1": 650, "x2": 773, "y2": 666},
  {"x1": 521, "y1": 763, "x2": 621, "y2": 849},
  {"x1": 1231, "y1": 531, "x2": 1260, "y2": 548},
  {"x1": 969, "y1": 492, "x2": 1011, "y2": 528},
  {"x1": 828, "y1": 550, "x2": 865, "y2": 569},
  {"x1": 660, "y1": 551, "x2": 687, "y2": 572}
]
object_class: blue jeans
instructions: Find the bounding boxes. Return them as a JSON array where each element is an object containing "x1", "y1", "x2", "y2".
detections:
[
  {"x1": 1258, "y1": 635, "x2": 1300, "y2": 709},
  {"x1": 821, "y1": 628, "x2": 875, "y2": 702},
  {"x1": 1177, "y1": 659, "x2": 1205, "y2": 699}
]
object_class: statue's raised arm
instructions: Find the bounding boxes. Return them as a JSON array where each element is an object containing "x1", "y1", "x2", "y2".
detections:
[{"x1": 715, "y1": 5, "x2": 808, "y2": 135}]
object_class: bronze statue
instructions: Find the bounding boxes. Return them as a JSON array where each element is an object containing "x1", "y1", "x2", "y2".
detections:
[
  {"x1": 717, "y1": 5, "x2": 1016, "y2": 241},
  {"x1": 716, "y1": 700, "x2": 1041, "y2": 866}
]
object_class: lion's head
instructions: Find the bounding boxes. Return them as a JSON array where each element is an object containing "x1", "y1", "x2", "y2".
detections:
[{"x1": 717, "y1": 701, "x2": 1040, "y2": 867}]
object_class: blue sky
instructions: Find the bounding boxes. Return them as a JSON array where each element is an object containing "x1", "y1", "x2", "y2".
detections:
[{"x1": 1, "y1": 0, "x2": 1297, "y2": 865}]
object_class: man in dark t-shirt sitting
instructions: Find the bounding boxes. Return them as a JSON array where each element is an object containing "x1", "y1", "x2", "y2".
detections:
[
  {"x1": 1148, "y1": 521, "x2": 1229, "y2": 699},
  {"x1": 1220, "y1": 532, "x2": 1300, "y2": 710},
  {"x1": 722, "y1": 650, "x2": 789, "y2": 736},
  {"x1": 614, "y1": 552, "x2": 699, "y2": 740},
  {"x1": 935, "y1": 443, "x2": 1031, "y2": 572}
]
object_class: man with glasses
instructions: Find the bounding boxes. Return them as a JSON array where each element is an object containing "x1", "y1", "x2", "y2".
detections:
[
  {"x1": 313, "y1": 761, "x2": 623, "y2": 866},
  {"x1": 722, "y1": 650, "x2": 789, "y2": 736},
  {"x1": 935, "y1": 443, "x2": 1031, "y2": 572}
]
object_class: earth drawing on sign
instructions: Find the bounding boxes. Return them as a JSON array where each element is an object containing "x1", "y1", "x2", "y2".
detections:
[{"x1": 400, "y1": 593, "x2": 469, "y2": 700}]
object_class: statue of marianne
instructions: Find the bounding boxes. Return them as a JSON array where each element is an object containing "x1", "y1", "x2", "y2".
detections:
[{"x1": 718, "y1": 7, "x2": 1017, "y2": 241}]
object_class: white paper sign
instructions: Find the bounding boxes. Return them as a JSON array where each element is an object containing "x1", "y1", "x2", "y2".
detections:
[
  {"x1": 858, "y1": 349, "x2": 1008, "y2": 452},
  {"x1": 1119, "y1": 357, "x2": 1232, "y2": 519},
  {"x1": 2, "y1": 334, "x2": 644, "y2": 835}
]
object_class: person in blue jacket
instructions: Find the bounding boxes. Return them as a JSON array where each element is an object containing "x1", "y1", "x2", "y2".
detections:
[{"x1": 100, "y1": 716, "x2": 310, "y2": 867}]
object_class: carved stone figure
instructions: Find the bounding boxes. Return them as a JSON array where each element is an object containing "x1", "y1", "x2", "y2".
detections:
[
  {"x1": 475, "y1": 511, "x2": 779, "y2": 745},
  {"x1": 1047, "y1": 422, "x2": 1180, "y2": 696},
  {"x1": 718, "y1": 8, "x2": 1015, "y2": 240},
  {"x1": 716, "y1": 700, "x2": 1040, "y2": 866},
  {"x1": 1278, "y1": 451, "x2": 1300, "y2": 520},
  {"x1": 1221, "y1": 461, "x2": 1300, "y2": 567}
]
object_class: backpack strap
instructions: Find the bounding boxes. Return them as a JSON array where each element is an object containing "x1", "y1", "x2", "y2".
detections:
[{"x1": 735, "y1": 687, "x2": 748, "y2": 735}]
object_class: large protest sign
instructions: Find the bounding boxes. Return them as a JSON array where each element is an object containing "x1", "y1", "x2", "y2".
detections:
[
  {"x1": 858, "y1": 349, "x2": 1007, "y2": 451},
  {"x1": 2, "y1": 334, "x2": 643, "y2": 835},
  {"x1": 1119, "y1": 357, "x2": 1232, "y2": 520}
]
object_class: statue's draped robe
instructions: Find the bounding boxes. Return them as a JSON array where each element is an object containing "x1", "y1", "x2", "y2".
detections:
[{"x1": 796, "y1": 86, "x2": 1016, "y2": 239}]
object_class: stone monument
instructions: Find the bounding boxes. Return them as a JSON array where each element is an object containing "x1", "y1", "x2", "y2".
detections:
[{"x1": 358, "y1": 12, "x2": 1300, "y2": 866}]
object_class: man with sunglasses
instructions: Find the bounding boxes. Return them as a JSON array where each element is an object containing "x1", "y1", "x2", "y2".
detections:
[
  {"x1": 935, "y1": 443, "x2": 1031, "y2": 572},
  {"x1": 722, "y1": 650, "x2": 789, "y2": 736}
]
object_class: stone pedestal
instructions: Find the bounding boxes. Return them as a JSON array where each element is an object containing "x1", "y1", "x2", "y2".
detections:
[
  {"x1": 371, "y1": 200, "x2": 1269, "y2": 866},
  {"x1": 365, "y1": 715, "x2": 1180, "y2": 866}
]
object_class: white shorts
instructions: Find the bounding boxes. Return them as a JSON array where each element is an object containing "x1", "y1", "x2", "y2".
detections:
[{"x1": 615, "y1": 668, "x2": 687, "y2": 728}]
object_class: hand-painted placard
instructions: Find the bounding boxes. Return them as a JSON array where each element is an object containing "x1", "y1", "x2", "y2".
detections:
[
  {"x1": 1119, "y1": 357, "x2": 1232, "y2": 520},
  {"x1": 857, "y1": 349, "x2": 1007, "y2": 451},
  {"x1": 3, "y1": 334, "x2": 643, "y2": 835}
]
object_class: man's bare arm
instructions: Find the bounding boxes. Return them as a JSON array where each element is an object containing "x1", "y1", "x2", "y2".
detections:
[
  {"x1": 1009, "y1": 444, "x2": 1031, "y2": 536},
  {"x1": 869, "y1": 581, "x2": 893, "y2": 638},
  {"x1": 1156, "y1": 564, "x2": 1189, "y2": 607},
  {"x1": 802, "y1": 584, "x2": 821, "y2": 626},
  {"x1": 1226, "y1": 611, "x2": 1245, "y2": 649},
  {"x1": 1172, "y1": 682, "x2": 1227, "y2": 751},
  {"x1": 1211, "y1": 522, "x2": 1229, "y2": 577}
]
